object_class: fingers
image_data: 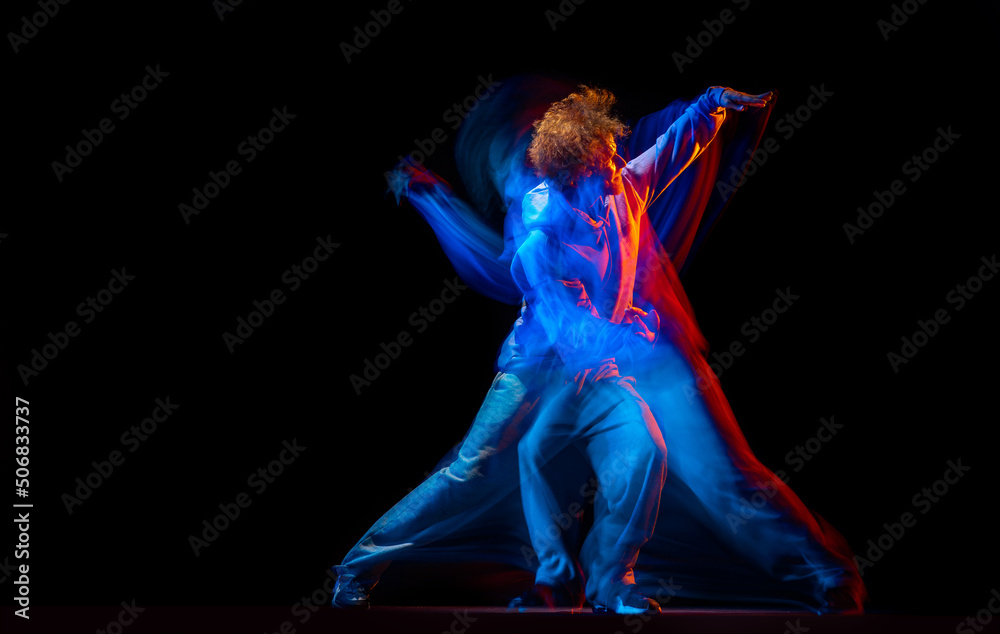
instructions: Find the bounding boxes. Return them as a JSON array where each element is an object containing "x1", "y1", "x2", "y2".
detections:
[
  {"x1": 727, "y1": 90, "x2": 773, "y2": 110},
  {"x1": 737, "y1": 94, "x2": 769, "y2": 107},
  {"x1": 634, "y1": 329, "x2": 655, "y2": 344}
]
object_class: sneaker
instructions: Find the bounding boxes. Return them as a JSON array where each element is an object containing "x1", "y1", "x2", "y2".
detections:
[
  {"x1": 592, "y1": 583, "x2": 661, "y2": 615},
  {"x1": 331, "y1": 566, "x2": 375, "y2": 609}
]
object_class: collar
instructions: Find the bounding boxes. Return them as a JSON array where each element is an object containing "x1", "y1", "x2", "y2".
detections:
[{"x1": 562, "y1": 189, "x2": 608, "y2": 230}]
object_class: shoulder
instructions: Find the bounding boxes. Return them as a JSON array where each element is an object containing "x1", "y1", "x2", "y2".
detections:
[
  {"x1": 510, "y1": 227, "x2": 551, "y2": 291},
  {"x1": 514, "y1": 227, "x2": 553, "y2": 263},
  {"x1": 521, "y1": 180, "x2": 574, "y2": 233},
  {"x1": 521, "y1": 182, "x2": 551, "y2": 229}
]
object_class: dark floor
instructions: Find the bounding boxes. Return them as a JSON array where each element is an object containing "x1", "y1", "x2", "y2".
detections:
[{"x1": 2, "y1": 606, "x2": 986, "y2": 634}]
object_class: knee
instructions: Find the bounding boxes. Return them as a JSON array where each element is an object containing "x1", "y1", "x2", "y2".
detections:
[
  {"x1": 610, "y1": 397, "x2": 667, "y2": 473},
  {"x1": 598, "y1": 436, "x2": 667, "y2": 500},
  {"x1": 493, "y1": 371, "x2": 526, "y2": 394},
  {"x1": 445, "y1": 455, "x2": 479, "y2": 482}
]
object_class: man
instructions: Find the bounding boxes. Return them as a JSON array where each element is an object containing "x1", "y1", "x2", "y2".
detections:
[
  {"x1": 504, "y1": 84, "x2": 770, "y2": 614},
  {"x1": 331, "y1": 80, "x2": 864, "y2": 615}
]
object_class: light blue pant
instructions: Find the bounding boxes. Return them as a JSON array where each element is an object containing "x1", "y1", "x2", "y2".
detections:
[
  {"x1": 337, "y1": 358, "x2": 558, "y2": 585},
  {"x1": 517, "y1": 365, "x2": 667, "y2": 606}
]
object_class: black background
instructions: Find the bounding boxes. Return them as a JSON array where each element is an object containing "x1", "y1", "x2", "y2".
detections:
[{"x1": 5, "y1": 0, "x2": 998, "y2": 626}]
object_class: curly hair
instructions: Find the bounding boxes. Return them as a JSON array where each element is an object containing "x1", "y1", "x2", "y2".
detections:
[{"x1": 527, "y1": 85, "x2": 630, "y2": 190}]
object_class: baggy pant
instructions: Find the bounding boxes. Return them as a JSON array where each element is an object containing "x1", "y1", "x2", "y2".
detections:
[
  {"x1": 517, "y1": 364, "x2": 668, "y2": 607},
  {"x1": 337, "y1": 357, "x2": 561, "y2": 585}
]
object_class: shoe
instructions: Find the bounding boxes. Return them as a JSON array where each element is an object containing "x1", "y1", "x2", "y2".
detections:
[
  {"x1": 507, "y1": 583, "x2": 581, "y2": 611},
  {"x1": 592, "y1": 583, "x2": 661, "y2": 615},
  {"x1": 331, "y1": 566, "x2": 375, "y2": 609}
]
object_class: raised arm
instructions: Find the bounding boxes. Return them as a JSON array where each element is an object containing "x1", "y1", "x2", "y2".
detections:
[{"x1": 624, "y1": 86, "x2": 771, "y2": 210}]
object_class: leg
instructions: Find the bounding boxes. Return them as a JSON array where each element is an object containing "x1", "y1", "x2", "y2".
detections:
[
  {"x1": 576, "y1": 377, "x2": 668, "y2": 611},
  {"x1": 516, "y1": 385, "x2": 585, "y2": 592},
  {"x1": 334, "y1": 371, "x2": 537, "y2": 606}
]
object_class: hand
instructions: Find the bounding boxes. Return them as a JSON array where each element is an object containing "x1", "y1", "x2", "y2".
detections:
[
  {"x1": 719, "y1": 88, "x2": 773, "y2": 111},
  {"x1": 384, "y1": 163, "x2": 412, "y2": 205},
  {"x1": 626, "y1": 306, "x2": 659, "y2": 345},
  {"x1": 384, "y1": 159, "x2": 448, "y2": 205}
]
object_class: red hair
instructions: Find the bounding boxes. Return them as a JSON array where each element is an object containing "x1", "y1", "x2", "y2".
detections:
[{"x1": 527, "y1": 85, "x2": 630, "y2": 189}]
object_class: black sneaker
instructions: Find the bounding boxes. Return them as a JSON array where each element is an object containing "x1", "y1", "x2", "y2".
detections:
[
  {"x1": 331, "y1": 566, "x2": 375, "y2": 609},
  {"x1": 592, "y1": 583, "x2": 661, "y2": 615},
  {"x1": 507, "y1": 583, "x2": 582, "y2": 611}
]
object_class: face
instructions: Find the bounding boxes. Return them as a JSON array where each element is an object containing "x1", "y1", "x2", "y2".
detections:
[{"x1": 597, "y1": 138, "x2": 625, "y2": 196}]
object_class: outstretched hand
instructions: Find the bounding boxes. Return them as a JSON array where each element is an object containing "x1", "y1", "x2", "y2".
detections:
[
  {"x1": 384, "y1": 159, "x2": 449, "y2": 205},
  {"x1": 719, "y1": 88, "x2": 773, "y2": 111}
]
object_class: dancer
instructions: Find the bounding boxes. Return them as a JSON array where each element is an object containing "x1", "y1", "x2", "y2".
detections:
[
  {"x1": 331, "y1": 78, "x2": 866, "y2": 614},
  {"x1": 505, "y1": 85, "x2": 769, "y2": 614}
]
